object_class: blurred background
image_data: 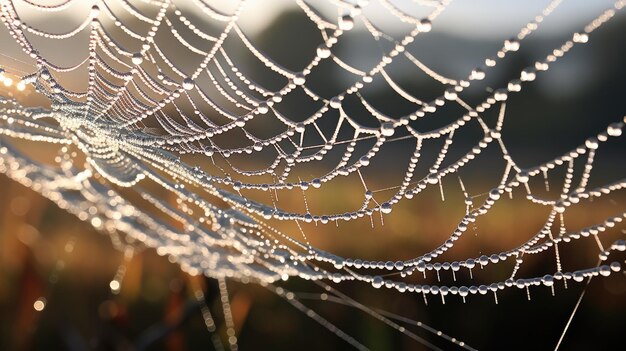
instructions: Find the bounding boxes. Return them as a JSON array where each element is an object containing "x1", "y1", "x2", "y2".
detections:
[{"x1": 1, "y1": 0, "x2": 625, "y2": 350}]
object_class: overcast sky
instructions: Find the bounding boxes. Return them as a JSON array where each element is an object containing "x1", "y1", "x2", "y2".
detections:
[{"x1": 238, "y1": 0, "x2": 622, "y2": 38}]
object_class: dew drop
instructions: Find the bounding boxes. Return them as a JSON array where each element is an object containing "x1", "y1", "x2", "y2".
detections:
[
  {"x1": 339, "y1": 14, "x2": 354, "y2": 31},
  {"x1": 554, "y1": 204, "x2": 565, "y2": 214},
  {"x1": 573, "y1": 32, "x2": 589, "y2": 43},
  {"x1": 427, "y1": 173, "x2": 439, "y2": 185},
  {"x1": 488, "y1": 188, "x2": 501, "y2": 200},
  {"x1": 380, "y1": 122, "x2": 395, "y2": 137},
  {"x1": 516, "y1": 170, "x2": 529, "y2": 183},
  {"x1": 610, "y1": 262, "x2": 621, "y2": 272},
  {"x1": 372, "y1": 276, "x2": 383, "y2": 288},
  {"x1": 520, "y1": 68, "x2": 536, "y2": 82},
  {"x1": 573, "y1": 272, "x2": 584, "y2": 282},
  {"x1": 295, "y1": 123, "x2": 306, "y2": 133},
  {"x1": 91, "y1": 5, "x2": 101, "y2": 18},
  {"x1": 317, "y1": 44, "x2": 331, "y2": 58},
  {"x1": 507, "y1": 79, "x2": 521, "y2": 92},
  {"x1": 182, "y1": 77, "x2": 195, "y2": 90},
  {"x1": 542, "y1": 275, "x2": 554, "y2": 287},
  {"x1": 444, "y1": 88, "x2": 457, "y2": 100},
  {"x1": 470, "y1": 68, "x2": 485, "y2": 80},
  {"x1": 33, "y1": 298, "x2": 46, "y2": 311},
  {"x1": 329, "y1": 96, "x2": 342, "y2": 109},
  {"x1": 494, "y1": 89, "x2": 508, "y2": 101},
  {"x1": 418, "y1": 18, "x2": 432, "y2": 32},
  {"x1": 132, "y1": 53, "x2": 143, "y2": 65},
  {"x1": 504, "y1": 38, "x2": 520, "y2": 51},
  {"x1": 607, "y1": 123, "x2": 622, "y2": 137},
  {"x1": 585, "y1": 137, "x2": 599, "y2": 150},
  {"x1": 599, "y1": 265, "x2": 611, "y2": 277},
  {"x1": 293, "y1": 73, "x2": 306, "y2": 86}
]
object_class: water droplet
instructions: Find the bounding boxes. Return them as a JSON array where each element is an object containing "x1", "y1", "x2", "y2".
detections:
[
  {"x1": 516, "y1": 170, "x2": 529, "y2": 183},
  {"x1": 535, "y1": 61, "x2": 549, "y2": 71},
  {"x1": 520, "y1": 68, "x2": 536, "y2": 82},
  {"x1": 109, "y1": 279, "x2": 121, "y2": 292},
  {"x1": 380, "y1": 202, "x2": 392, "y2": 214},
  {"x1": 311, "y1": 178, "x2": 321, "y2": 188},
  {"x1": 573, "y1": 272, "x2": 584, "y2": 282},
  {"x1": 607, "y1": 123, "x2": 622, "y2": 137},
  {"x1": 494, "y1": 89, "x2": 508, "y2": 101},
  {"x1": 372, "y1": 276, "x2": 383, "y2": 288},
  {"x1": 610, "y1": 262, "x2": 621, "y2": 272},
  {"x1": 585, "y1": 137, "x2": 599, "y2": 149},
  {"x1": 542, "y1": 275, "x2": 554, "y2": 286},
  {"x1": 132, "y1": 53, "x2": 143, "y2": 65},
  {"x1": 182, "y1": 77, "x2": 195, "y2": 90},
  {"x1": 40, "y1": 69, "x2": 50, "y2": 80},
  {"x1": 329, "y1": 96, "x2": 342, "y2": 109},
  {"x1": 359, "y1": 156, "x2": 370, "y2": 166},
  {"x1": 293, "y1": 73, "x2": 306, "y2": 85},
  {"x1": 257, "y1": 103, "x2": 269, "y2": 114},
  {"x1": 444, "y1": 88, "x2": 457, "y2": 100},
  {"x1": 612, "y1": 239, "x2": 626, "y2": 251},
  {"x1": 339, "y1": 14, "x2": 354, "y2": 31},
  {"x1": 504, "y1": 38, "x2": 520, "y2": 51},
  {"x1": 418, "y1": 18, "x2": 432, "y2": 32},
  {"x1": 470, "y1": 68, "x2": 485, "y2": 80},
  {"x1": 317, "y1": 44, "x2": 331, "y2": 58},
  {"x1": 489, "y1": 188, "x2": 501, "y2": 200},
  {"x1": 380, "y1": 122, "x2": 395, "y2": 137},
  {"x1": 554, "y1": 204, "x2": 565, "y2": 213},
  {"x1": 573, "y1": 32, "x2": 589, "y2": 43},
  {"x1": 91, "y1": 5, "x2": 100, "y2": 18},
  {"x1": 33, "y1": 298, "x2": 46, "y2": 311},
  {"x1": 427, "y1": 173, "x2": 439, "y2": 184},
  {"x1": 599, "y1": 265, "x2": 611, "y2": 277},
  {"x1": 507, "y1": 79, "x2": 521, "y2": 92}
]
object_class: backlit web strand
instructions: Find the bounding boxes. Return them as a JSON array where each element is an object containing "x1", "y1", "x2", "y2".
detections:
[{"x1": 0, "y1": 0, "x2": 625, "y2": 349}]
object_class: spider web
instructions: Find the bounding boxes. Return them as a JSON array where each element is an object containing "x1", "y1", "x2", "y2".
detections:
[{"x1": 0, "y1": 0, "x2": 625, "y2": 349}]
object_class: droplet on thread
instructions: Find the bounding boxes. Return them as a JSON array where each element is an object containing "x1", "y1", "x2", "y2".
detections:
[
  {"x1": 317, "y1": 44, "x2": 331, "y2": 58},
  {"x1": 132, "y1": 53, "x2": 143, "y2": 65},
  {"x1": 380, "y1": 122, "x2": 395, "y2": 137},
  {"x1": 293, "y1": 73, "x2": 306, "y2": 86},
  {"x1": 339, "y1": 14, "x2": 354, "y2": 31},
  {"x1": 418, "y1": 18, "x2": 432, "y2": 32},
  {"x1": 470, "y1": 68, "x2": 485, "y2": 80},
  {"x1": 182, "y1": 77, "x2": 195, "y2": 90},
  {"x1": 504, "y1": 38, "x2": 520, "y2": 51}
]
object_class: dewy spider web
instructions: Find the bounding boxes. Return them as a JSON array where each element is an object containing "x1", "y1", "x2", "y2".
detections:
[{"x1": 0, "y1": 0, "x2": 624, "y2": 349}]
